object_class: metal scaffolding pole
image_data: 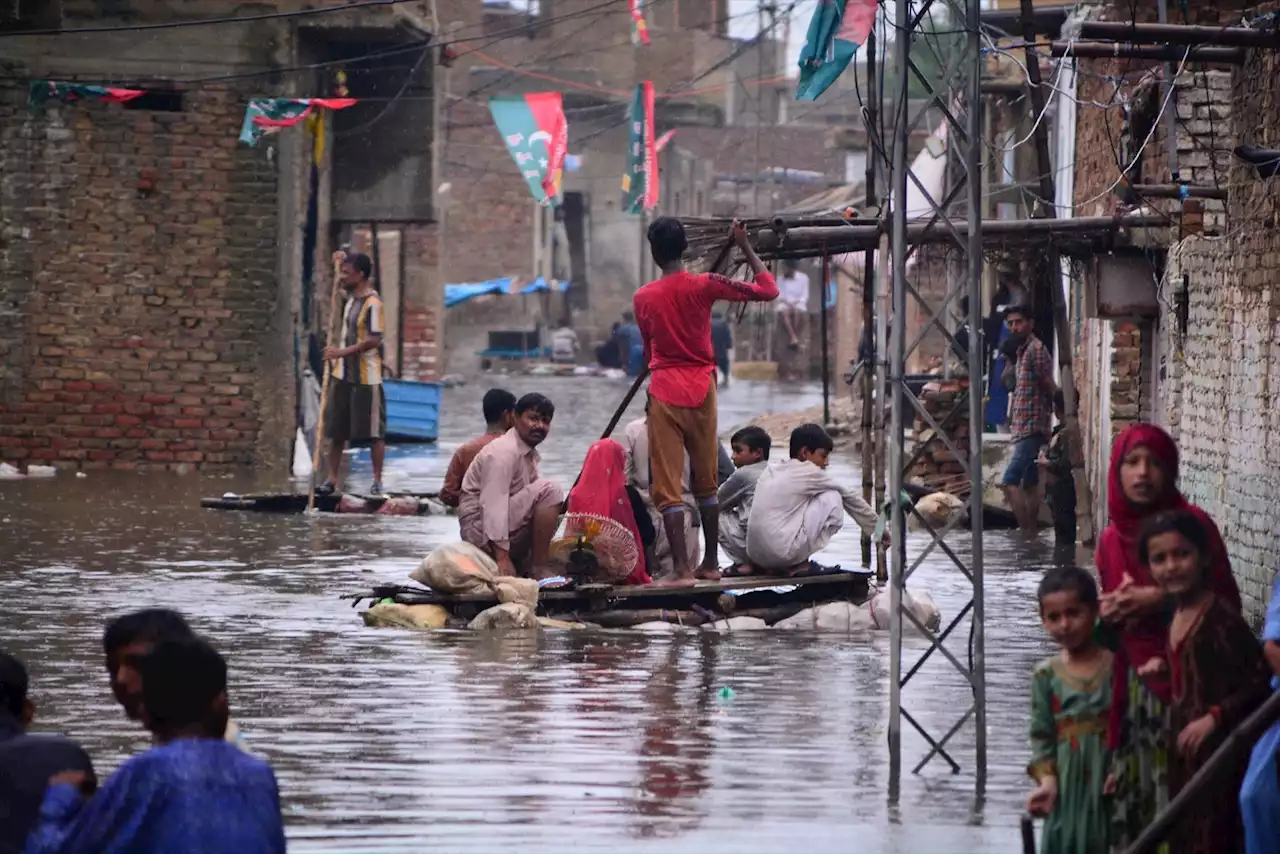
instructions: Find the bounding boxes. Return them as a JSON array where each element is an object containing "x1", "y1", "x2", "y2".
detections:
[{"x1": 887, "y1": 0, "x2": 986, "y2": 798}]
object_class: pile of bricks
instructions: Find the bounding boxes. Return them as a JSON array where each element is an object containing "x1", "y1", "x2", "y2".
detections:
[{"x1": 908, "y1": 379, "x2": 972, "y2": 497}]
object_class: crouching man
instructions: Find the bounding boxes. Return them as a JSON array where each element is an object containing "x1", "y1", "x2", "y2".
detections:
[{"x1": 458, "y1": 393, "x2": 565, "y2": 578}]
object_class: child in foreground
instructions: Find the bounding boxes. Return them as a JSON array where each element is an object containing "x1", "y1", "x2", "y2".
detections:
[
  {"x1": 717, "y1": 425, "x2": 771, "y2": 570},
  {"x1": 1027, "y1": 565, "x2": 1112, "y2": 854},
  {"x1": 1136, "y1": 509, "x2": 1271, "y2": 854}
]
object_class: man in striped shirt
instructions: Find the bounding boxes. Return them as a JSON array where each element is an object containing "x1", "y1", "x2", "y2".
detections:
[{"x1": 321, "y1": 252, "x2": 387, "y2": 496}]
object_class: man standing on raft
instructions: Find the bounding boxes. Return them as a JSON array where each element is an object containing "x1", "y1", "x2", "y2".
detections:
[{"x1": 633, "y1": 218, "x2": 777, "y2": 587}]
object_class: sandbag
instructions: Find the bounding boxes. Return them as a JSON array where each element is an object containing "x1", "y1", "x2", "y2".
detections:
[
  {"x1": 468, "y1": 603, "x2": 538, "y2": 631},
  {"x1": 774, "y1": 602, "x2": 877, "y2": 633},
  {"x1": 870, "y1": 588, "x2": 942, "y2": 633},
  {"x1": 493, "y1": 576, "x2": 539, "y2": 609},
  {"x1": 911, "y1": 491, "x2": 966, "y2": 530},
  {"x1": 361, "y1": 602, "x2": 450, "y2": 630},
  {"x1": 375, "y1": 497, "x2": 421, "y2": 516},
  {"x1": 707, "y1": 616, "x2": 769, "y2": 632},
  {"x1": 409, "y1": 541, "x2": 499, "y2": 594},
  {"x1": 537, "y1": 617, "x2": 594, "y2": 630}
]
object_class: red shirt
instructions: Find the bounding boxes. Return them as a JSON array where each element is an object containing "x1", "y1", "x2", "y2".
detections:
[{"x1": 633, "y1": 269, "x2": 778, "y2": 407}]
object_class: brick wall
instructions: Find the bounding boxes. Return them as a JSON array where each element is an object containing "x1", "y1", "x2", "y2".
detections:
[
  {"x1": 1071, "y1": 2, "x2": 1280, "y2": 620},
  {"x1": 0, "y1": 85, "x2": 289, "y2": 470}
]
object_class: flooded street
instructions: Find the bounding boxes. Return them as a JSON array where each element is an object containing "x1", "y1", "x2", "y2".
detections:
[{"x1": 1, "y1": 376, "x2": 1081, "y2": 852}]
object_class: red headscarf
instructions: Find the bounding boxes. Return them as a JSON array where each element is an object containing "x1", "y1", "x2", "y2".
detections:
[
  {"x1": 568, "y1": 439, "x2": 651, "y2": 586},
  {"x1": 1096, "y1": 423, "x2": 1240, "y2": 747}
]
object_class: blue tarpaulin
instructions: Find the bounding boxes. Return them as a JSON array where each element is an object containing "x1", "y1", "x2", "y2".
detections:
[
  {"x1": 443, "y1": 277, "x2": 566, "y2": 308},
  {"x1": 519, "y1": 277, "x2": 568, "y2": 295}
]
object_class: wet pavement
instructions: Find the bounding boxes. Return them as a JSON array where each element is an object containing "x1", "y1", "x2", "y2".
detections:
[{"x1": 0, "y1": 376, "x2": 1087, "y2": 852}]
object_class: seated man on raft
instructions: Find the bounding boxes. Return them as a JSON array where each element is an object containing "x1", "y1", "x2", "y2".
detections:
[
  {"x1": 458, "y1": 393, "x2": 564, "y2": 578},
  {"x1": 739, "y1": 423, "x2": 882, "y2": 576}
]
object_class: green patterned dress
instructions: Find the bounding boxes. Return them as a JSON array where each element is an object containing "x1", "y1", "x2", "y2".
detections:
[{"x1": 1028, "y1": 653, "x2": 1114, "y2": 854}]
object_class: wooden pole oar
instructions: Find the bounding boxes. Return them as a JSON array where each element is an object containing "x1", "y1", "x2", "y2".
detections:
[
  {"x1": 1125, "y1": 688, "x2": 1280, "y2": 854},
  {"x1": 306, "y1": 250, "x2": 347, "y2": 515}
]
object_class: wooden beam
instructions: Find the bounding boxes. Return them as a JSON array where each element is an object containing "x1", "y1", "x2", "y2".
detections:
[{"x1": 1078, "y1": 20, "x2": 1280, "y2": 49}]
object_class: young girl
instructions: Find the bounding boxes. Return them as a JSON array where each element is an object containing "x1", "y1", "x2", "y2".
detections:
[
  {"x1": 1028, "y1": 565, "x2": 1113, "y2": 854},
  {"x1": 1137, "y1": 510, "x2": 1272, "y2": 854}
]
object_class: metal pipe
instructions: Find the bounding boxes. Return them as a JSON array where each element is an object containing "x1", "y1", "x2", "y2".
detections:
[
  {"x1": 861, "y1": 24, "x2": 878, "y2": 572},
  {"x1": 1156, "y1": 0, "x2": 1180, "y2": 190},
  {"x1": 820, "y1": 250, "x2": 831, "y2": 425},
  {"x1": 1050, "y1": 41, "x2": 1245, "y2": 63},
  {"x1": 965, "y1": 0, "x2": 986, "y2": 794},
  {"x1": 886, "y1": 0, "x2": 909, "y2": 804},
  {"x1": 1128, "y1": 183, "x2": 1228, "y2": 200},
  {"x1": 1077, "y1": 20, "x2": 1280, "y2": 48}
]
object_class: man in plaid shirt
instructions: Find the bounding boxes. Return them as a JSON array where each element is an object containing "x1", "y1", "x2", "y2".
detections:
[{"x1": 1000, "y1": 304, "x2": 1056, "y2": 531}]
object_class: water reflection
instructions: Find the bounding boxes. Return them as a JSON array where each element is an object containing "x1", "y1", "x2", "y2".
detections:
[{"x1": 0, "y1": 376, "x2": 1082, "y2": 852}]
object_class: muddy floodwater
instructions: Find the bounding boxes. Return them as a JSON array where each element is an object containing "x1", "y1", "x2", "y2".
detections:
[{"x1": 1, "y1": 376, "x2": 1088, "y2": 852}]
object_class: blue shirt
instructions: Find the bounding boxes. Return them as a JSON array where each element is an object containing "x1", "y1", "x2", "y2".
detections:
[{"x1": 23, "y1": 738, "x2": 284, "y2": 854}]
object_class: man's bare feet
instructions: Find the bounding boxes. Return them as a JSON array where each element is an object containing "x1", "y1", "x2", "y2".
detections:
[
  {"x1": 651, "y1": 574, "x2": 697, "y2": 589},
  {"x1": 694, "y1": 562, "x2": 721, "y2": 581}
]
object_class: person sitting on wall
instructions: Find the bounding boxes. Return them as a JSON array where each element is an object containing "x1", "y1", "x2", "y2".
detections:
[{"x1": 458, "y1": 393, "x2": 565, "y2": 578}]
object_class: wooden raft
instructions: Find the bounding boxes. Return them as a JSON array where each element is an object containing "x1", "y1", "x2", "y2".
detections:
[
  {"x1": 342, "y1": 570, "x2": 874, "y2": 625},
  {"x1": 201, "y1": 490, "x2": 443, "y2": 515}
]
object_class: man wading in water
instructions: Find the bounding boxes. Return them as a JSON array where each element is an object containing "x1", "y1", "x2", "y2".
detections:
[
  {"x1": 320, "y1": 252, "x2": 387, "y2": 496},
  {"x1": 633, "y1": 217, "x2": 777, "y2": 587}
]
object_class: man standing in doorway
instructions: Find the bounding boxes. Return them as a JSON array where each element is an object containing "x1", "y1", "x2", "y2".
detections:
[
  {"x1": 634, "y1": 217, "x2": 777, "y2": 587},
  {"x1": 775, "y1": 260, "x2": 810, "y2": 349},
  {"x1": 321, "y1": 251, "x2": 387, "y2": 496},
  {"x1": 1000, "y1": 304, "x2": 1056, "y2": 532}
]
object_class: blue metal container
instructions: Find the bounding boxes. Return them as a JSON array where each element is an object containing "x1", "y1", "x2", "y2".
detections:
[{"x1": 382, "y1": 379, "x2": 442, "y2": 443}]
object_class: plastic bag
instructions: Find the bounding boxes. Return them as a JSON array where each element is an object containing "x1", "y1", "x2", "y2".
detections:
[
  {"x1": 361, "y1": 602, "x2": 450, "y2": 630},
  {"x1": 409, "y1": 541, "x2": 499, "y2": 594},
  {"x1": 493, "y1": 576, "x2": 539, "y2": 609}
]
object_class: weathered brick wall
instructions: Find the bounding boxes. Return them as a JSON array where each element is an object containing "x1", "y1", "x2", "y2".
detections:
[
  {"x1": 1081, "y1": 23, "x2": 1280, "y2": 621},
  {"x1": 0, "y1": 85, "x2": 287, "y2": 470}
]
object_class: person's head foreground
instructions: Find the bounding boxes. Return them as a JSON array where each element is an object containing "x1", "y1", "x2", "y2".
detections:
[
  {"x1": 340, "y1": 252, "x2": 373, "y2": 291},
  {"x1": 1110, "y1": 423, "x2": 1177, "y2": 512},
  {"x1": 139, "y1": 637, "x2": 230, "y2": 742},
  {"x1": 103, "y1": 609, "x2": 194, "y2": 721},
  {"x1": 647, "y1": 216, "x2": 687, "y2": 269},
  {"x1": 1036, "y1": 566, "x2": 1100, "y2": 654},
  {"x1": 513, "y1": 393, "x2": 555, "y2": 448},
  {"x1": 1005, "y1": 304, "x2": 1033, "y2": 341},
  {"x1": 730, "y1": 426, "x2": 771, "y2": 467},
  {"x1": 482, "y1": 388, "x2": 517, "y2": 431},
  {"x1": 0, "y1": 651, "x2": 33, "y2": 727},
  {"x1": 790, "y1": 423, "x2": 834, "y2": 469},
  {"x1": 1139, "y1": 508, "x2": 1213, "y2": 599}
]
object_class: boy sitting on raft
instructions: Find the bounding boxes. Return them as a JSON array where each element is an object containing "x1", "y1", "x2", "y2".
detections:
[
  {"x1": 717, "y1": 426, "x2": 771, "y2": 570},
  {"x1": 740, "y1": 423, "x2": 882, "y2": 576}
]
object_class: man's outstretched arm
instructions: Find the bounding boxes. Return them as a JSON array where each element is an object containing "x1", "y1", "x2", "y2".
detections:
[{"x1": 702, "y1": 221, "x2": 779, "y2": 304}]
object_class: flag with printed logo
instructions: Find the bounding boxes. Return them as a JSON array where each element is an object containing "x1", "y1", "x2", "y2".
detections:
[
  {"x1": 621, "y1": 81, "x2": 658, "y2": 214},
  {"x1": 796, "y1": 0, "x2": 877, "y2": 102},
  {"x1": 489, "y1": 92, "x2": 568, "y2": 206}
]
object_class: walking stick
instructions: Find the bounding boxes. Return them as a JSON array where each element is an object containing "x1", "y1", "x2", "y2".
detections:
[{"x1": 306, "y1": 250, "x2": 347, "y2": 515}]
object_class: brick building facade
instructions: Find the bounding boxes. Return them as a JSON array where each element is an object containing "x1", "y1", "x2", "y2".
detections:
[{"x1": 1069, "y1": 1, "x2": 1279, "y2": 620}]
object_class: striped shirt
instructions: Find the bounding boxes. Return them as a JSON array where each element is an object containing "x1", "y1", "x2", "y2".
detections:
[
  {"x1": 333, "y1": 294, "x2": 384, "y2": 385},
  {"x1": 1010, "y1": 335, "x2": 1054, "y2": 440}
]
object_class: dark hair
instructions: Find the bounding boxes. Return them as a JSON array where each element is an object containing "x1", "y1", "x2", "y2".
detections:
[
  {"x1": 789, "y1": 423, "x2": 834, "y2": 459},
  {"x1": 622, "y1": 311, "x2": 635, "y2": 323},
  {"x1": 140, "y1": 638, "x2": 227, "y2": 733},
  {"x1": 103, "y1": 609, "x2": 193, "y2": 656},
  {"x1": 482, "y1": 388, "x2": 517, "y2": 425},
  {"x1": 1053, "y1": 389, "x2": 1066, "y2": 411},
  {"x1": 731, "y1": 425, "x2": 772, "y2": 460},
  {"x1": 958, "y1": 295, "x2": 969, "y2": 316},
  {"x1": 782, "y1": 259, "x2": 798, "y2": 273},
  {"x1": 344, "y1": 252, "x2": 373, "y2": 280},
  {"x1": 1137, "y1": 509, "x2": 1212, "y2": 568},
  {"x1": 646, "y1": 216, "x2": 687, "y2": 266},
  {"x1": 1005, "y1": 303, "x2": 1032, "y2": 322},
  {"x1": 514, "y1": 392, "x2": 555, "y2": 420},
  {"x1": 1036, "y1": 566, "x2": 1099, "y2": 609},
  {"x1": 0, "y1": 652, "x2": 28, "y2": 718}
]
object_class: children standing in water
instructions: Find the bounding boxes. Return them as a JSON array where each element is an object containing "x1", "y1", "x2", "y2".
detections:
[
  {"x1": 1137, "y1": 510, "x2": 1272, "y2": 854},
  {"x1": 1027, "y1": 566, "x2": 1113, "y2": 854}
]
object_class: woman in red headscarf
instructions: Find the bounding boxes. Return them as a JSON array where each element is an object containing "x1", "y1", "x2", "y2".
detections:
[
  {"x1": 566, "y1": 439, "x2": 652, "y2": 586},
  {"x1": 1097, "y1": 423, "x2": 1240, "y2": 851}
]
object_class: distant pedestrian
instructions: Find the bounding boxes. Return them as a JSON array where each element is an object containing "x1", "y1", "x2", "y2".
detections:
[
  {"x1": 617, "y1": 311, "x2": 645, "y2": 377},
  {"x1": 24, "y1": 638, "x2": 286, "y2": 854},
  {"x1": 1137, "y1": 509, "x2": 1270, "y2": 854},
  {"x1": 320, "y1": 250, "x2": 387, "y2": 496},
  {"x1": 0, "y1": 653, "x2": 94, "y2": 854},
  {"x1": 1095, "y1": 424, "x2": 1241, "y2": 852},
  {"x1": 999, "y1": 304, "x2": 1055, "y2": 532},
  {"x1": 1027, "y1": 567, "x2": 1112, "y2": 854},
  {"x1": 710, "y1": 311, "x2": 732, "y2": 387},
  {"x1": 633, "y1": 217, "x2": 778, "y2": 586},
  {"x1": 775, "y1": 260, "x2": 809, "y2": 350}
]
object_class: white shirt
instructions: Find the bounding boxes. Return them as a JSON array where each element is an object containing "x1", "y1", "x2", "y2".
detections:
[
  {"x1": 775, "y1": 272, "x2": 810, "y2": 312},
  {"x1": 745, "y1": 458, "x2": 878, "y2": 568}
]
